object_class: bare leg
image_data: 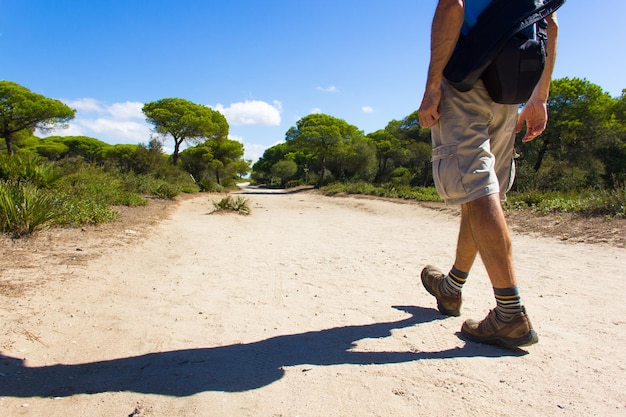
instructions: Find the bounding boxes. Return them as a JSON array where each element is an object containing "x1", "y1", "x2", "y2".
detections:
[
  {"x1": 453, "y1": 203, "x2": 478, "y2": 273},
  {"x1": 462, "y1": 193, "x2": 516, "y2": 289}
]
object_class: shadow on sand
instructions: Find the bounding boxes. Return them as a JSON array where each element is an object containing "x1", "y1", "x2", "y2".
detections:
[{"x1": 0, "y1": 306, "x2": 524, "y2": 398}]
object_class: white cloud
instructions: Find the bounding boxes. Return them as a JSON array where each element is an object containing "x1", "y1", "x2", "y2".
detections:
[
  {"x1": 37, "y1": 98, "x2": 151, "y2": 145},
  {"x1": 213, "y1": 100, "x2": 282, "y2": 126},
  {"x1": 316, "y1": 85, "x2": 340, "y2": 93},
  {"x1": 361, "y1": 106, "x2": 374, "y2": 113},
  {"x1": 107, "y1": 102, "x2": 144, "y2": 119},
  {"x1": 64, "y1": 98, "x2": 105, "y2": 113},
  {"x1": 63, "y1": 99, "x2": 144, "y2": 120},
  {"x1": 242, "y1": 142, "x2": 270, "y2": 163},
  {"x1": 51, "y1": 123, "x2": 85, "y2": 137},
  {"x1": 310, "y1": 108, "x2": 322, "y2": 114},
  {"x1": 77, "y1": 118, "x2": 151, "y2": 143}
]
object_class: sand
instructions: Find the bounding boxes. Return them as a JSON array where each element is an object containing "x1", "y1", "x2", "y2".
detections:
[{"x1": 1, "y1": 190, "x2": 625, "y2": 416}]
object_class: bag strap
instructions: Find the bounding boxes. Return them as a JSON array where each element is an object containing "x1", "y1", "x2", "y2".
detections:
[{"x1": 444, "y1": 0, "x2": 566, "y2": 91}]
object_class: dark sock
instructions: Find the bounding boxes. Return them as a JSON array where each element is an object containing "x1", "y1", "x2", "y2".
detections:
[{"x1": 494, "y1": 286, "x2": 523, "y2": 321}]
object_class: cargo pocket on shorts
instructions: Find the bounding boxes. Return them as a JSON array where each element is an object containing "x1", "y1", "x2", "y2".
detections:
[{"x1": 431, "y1": 144, "x2": 467, "y2": 201}]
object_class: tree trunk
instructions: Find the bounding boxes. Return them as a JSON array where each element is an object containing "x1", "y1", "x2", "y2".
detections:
[
  {"x1": 533, "y1": 139, "x2": 550, "y2": 172},
  {"x1": 318, "y1": 155, "x2": 326, "y2": 188},
  {"x1": 172, "y1": 138, "x2": 183, "y2": 165},
  {"x1": 5, "y1": 135, "x2": 14, "y2": 155}
]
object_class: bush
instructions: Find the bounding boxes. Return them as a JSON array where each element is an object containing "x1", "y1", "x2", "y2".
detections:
[
  {"x1": 152, "y1": 183, "x2": 179, "y2": 199},
  {"x1": 0, "y1": 181, "x2": 62, "y2": 237},
  {"x1": 56, "y1": 196, "x2": 119, "y2": 225},
  {"x1": 211, "y1": 195, "x2": 251, "y2": 215},
  {"x1": 320, "y1": 182, "x2": 442, "y2": 202},
  {"x1": 198, "y1": 179, "x2": 225, "y2": 193},
  {"x1": 286, "y1": 179, "x2": 305, "y2": 188},
  {"x1": 0, "y1": 153, "x2": 59, "y2": 187},
  {"x1": 506, "y1": 186, "x2": 626, "y2": 218}
]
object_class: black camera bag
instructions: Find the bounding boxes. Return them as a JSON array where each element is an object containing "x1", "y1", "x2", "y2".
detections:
[{"x1": 443, "y1": 0, "x2": 566, "y2": 104}]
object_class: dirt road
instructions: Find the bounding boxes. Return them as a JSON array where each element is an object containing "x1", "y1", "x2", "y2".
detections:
[{"x1": 1, "y1": 192, "x2": 624, "y2": 416}]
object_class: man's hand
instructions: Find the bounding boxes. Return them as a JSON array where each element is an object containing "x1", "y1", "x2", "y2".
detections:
[
  {"x1": 516, "y1": 98, "x2": 548, "y2": 142},
  {"x1": 418, "y1": 88, "x2": 443, "y2": 128}
]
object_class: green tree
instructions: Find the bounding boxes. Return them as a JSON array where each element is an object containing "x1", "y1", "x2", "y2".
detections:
[
  {"x1": 180, "y1": 137, "x2": 249, "y2": 187},
  {"x1": 103, "y1": 144, "x2": 139, "y2": 170},
  {"x1": 55, "y1": 136, "x2": 111, "y2": 162},
  {"x1": 35, "y1": 140, "x2": 69, "y2": 160},
  {"x1": 367, "y1": 129, "x2": 407, "y2": 182},
  {"x1": 205, "y1": 137, "x2": 249, "y2": 186},
  {"x1": 332, "y1": 135, "x2": 377, "y2": 182},
  {"x1": 517, "y1": 78, "x2": 616, "y2": 190},
  {"x1": 286, "y1": 113, "x2": 362, "y2": 186},
  {"x1": 382, "y1": 112, "x2": 433, "y2": 186},
  {"x1": 251, "y1": 143, "x2": 290, "y2": 184},
  {"x1": 142, "y1": 98, "x2": 228, "y2": 165},
  {"x1": 130, "y1": 139, "x2": 168, "y2": 175},
  {"x1": 600, "y1": 89, "x2": 626, "y2": 188},
  {"x1": 271, "y1": 160, "x2": 298, "y2": 186},
  {"x1": 0, "y1": 81, "x2": 75, "y2": 155}
]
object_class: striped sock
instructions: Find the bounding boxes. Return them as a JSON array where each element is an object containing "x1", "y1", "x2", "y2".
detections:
[
  {"x1": 494, "y1": 286, "x2": 523, "y2": 321},
  {"x1": 442, "y1": 266, "x2": 468, "y2": 296}
]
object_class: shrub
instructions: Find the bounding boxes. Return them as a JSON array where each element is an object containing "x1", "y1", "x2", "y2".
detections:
[
  {"x1": 211, "y1": 195, "x2": 251, "y2": 215},
  {"x1": 0, "y1": 181, "x2": 62, "y2": 237},
  {"x1": 0, "y1": 153, "x2": 59, "y2": 187},
  {"x1": 56, "y1": 196, "x2": 119, "y2": 225},
  {"x1": 152, "y1": 183, "x2": 179, "y2": 199},
  {"x1": 198, "y1": 179, "x2": 226, "y2": 193},
  {"x1": 506, "y1": 186, "x2": 626, "y2": 218},
  {"x1": 320, "y1": 182, "x2": 442, "y2": 202}
]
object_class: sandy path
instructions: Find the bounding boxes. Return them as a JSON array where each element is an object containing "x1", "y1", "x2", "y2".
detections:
[{"x1": 1, "y1": 192, "x2": 625, "y2": 416}]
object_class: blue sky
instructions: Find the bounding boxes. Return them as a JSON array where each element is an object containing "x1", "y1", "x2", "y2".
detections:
[{"x1": 1, "y1": 0, "x2": 624, "y2": 162}]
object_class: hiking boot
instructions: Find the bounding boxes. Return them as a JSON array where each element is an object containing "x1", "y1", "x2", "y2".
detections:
[
  {"x1": 461, "y1": 308, "x2": 538, "y2": 348},
  {"x1": 421, "y1": 265, "x2": 462, "y2": 317}
]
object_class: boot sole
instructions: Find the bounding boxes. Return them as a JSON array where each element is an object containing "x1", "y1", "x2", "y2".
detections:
[{"x1": 462, "y1": 328, "x2": 539, "y2": 349}]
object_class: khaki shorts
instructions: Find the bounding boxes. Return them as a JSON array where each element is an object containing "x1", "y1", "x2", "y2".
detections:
[{"x1": 430, "y1": 79, "x2": 518, "y2": 205}]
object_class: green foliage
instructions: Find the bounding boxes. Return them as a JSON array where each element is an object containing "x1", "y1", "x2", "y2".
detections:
[
  {"x1": 0, "y1": 180, "x2": 62, "y2": 237},
  {"x1": 120, "y1": 172, "x2": 190, "y2": 200},
  {"x1": 0, "y1": 81, "x2": 76, "y2": 155},
  {"x1": 152, "y1": 183, "x2": 179, "y2": 199},
  {"x1": 129, "y1": 139, "x2": 168, "y2": 175},
  {"x1": 516, "y1": 77, "x2": 621, "y2": 191},
  {"x1": 271, "y1": 160, "x2": 297, "y2": 186},
  {"x1": 321, "y1": 182, "x2": 442, "y2": 202},
  {"x1": 285, "y1": 113, "x2": 365, "y2": 186},
  {"x1": 143, "y1": 98, "x2": 229, "y2": 165},
  {"x1": 197, "y1": 179, "x2": 225, "y2": 192},
  {"x1": 56, "y1": 196, "x2": 119, "y2": 226},
  {"x1": 55, "y1": 163, "x2": 128, "y2": 204},
  {"x1": 506, "y1": 187, "x2": 626, "y2": 218},
  {"x1": 0, "y1": 153, "x2": 59, "y2": 187},
  {"x1": 211, "y1": 195, "x2": 251, "y2": 215},
  {"x1": 0, "y1": 151, "x2": 201, "y2": 236},
  {"x1": 180, "y1": 137, "x2": 250, "y2": 188}
]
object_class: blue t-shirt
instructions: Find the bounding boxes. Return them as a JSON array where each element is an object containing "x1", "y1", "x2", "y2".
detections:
[
  {"x1": 462, "y1": 0, "x2": 493, "y2": 35},
  {"x1": 462, "y1": 0, "x2": 538, "y2": 37}
]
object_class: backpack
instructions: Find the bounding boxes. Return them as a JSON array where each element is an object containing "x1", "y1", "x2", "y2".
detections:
[{"x1": 443, "y1": 0, "x2": 566, "y2": 104}]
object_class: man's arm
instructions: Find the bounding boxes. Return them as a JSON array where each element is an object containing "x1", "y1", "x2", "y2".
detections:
[
  {"x1": 516, "y1": 12, "x2": 559, "y2": 142},
  {"x1": 418, "y1": 0, "x2": 465, "y2": 128}
]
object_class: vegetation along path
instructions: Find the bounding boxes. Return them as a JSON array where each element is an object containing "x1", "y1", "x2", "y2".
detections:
[{"x1": 0, "y1": 192, "x2": 624, "y2": 416}]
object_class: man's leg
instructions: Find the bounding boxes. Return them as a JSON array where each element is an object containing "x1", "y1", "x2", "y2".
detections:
[
  {"x1": 463, "y1": 193, "x2": 514, "y2": 288},
  {"x1": 453, "y1": 203, "x2": 478, "y2": 274},
  {"x1": 460, "y1": 193, "x2": 538, "y2": 348},
  {"x1": 420, "y1": 204, "x2": 476, "y2": 317}
]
